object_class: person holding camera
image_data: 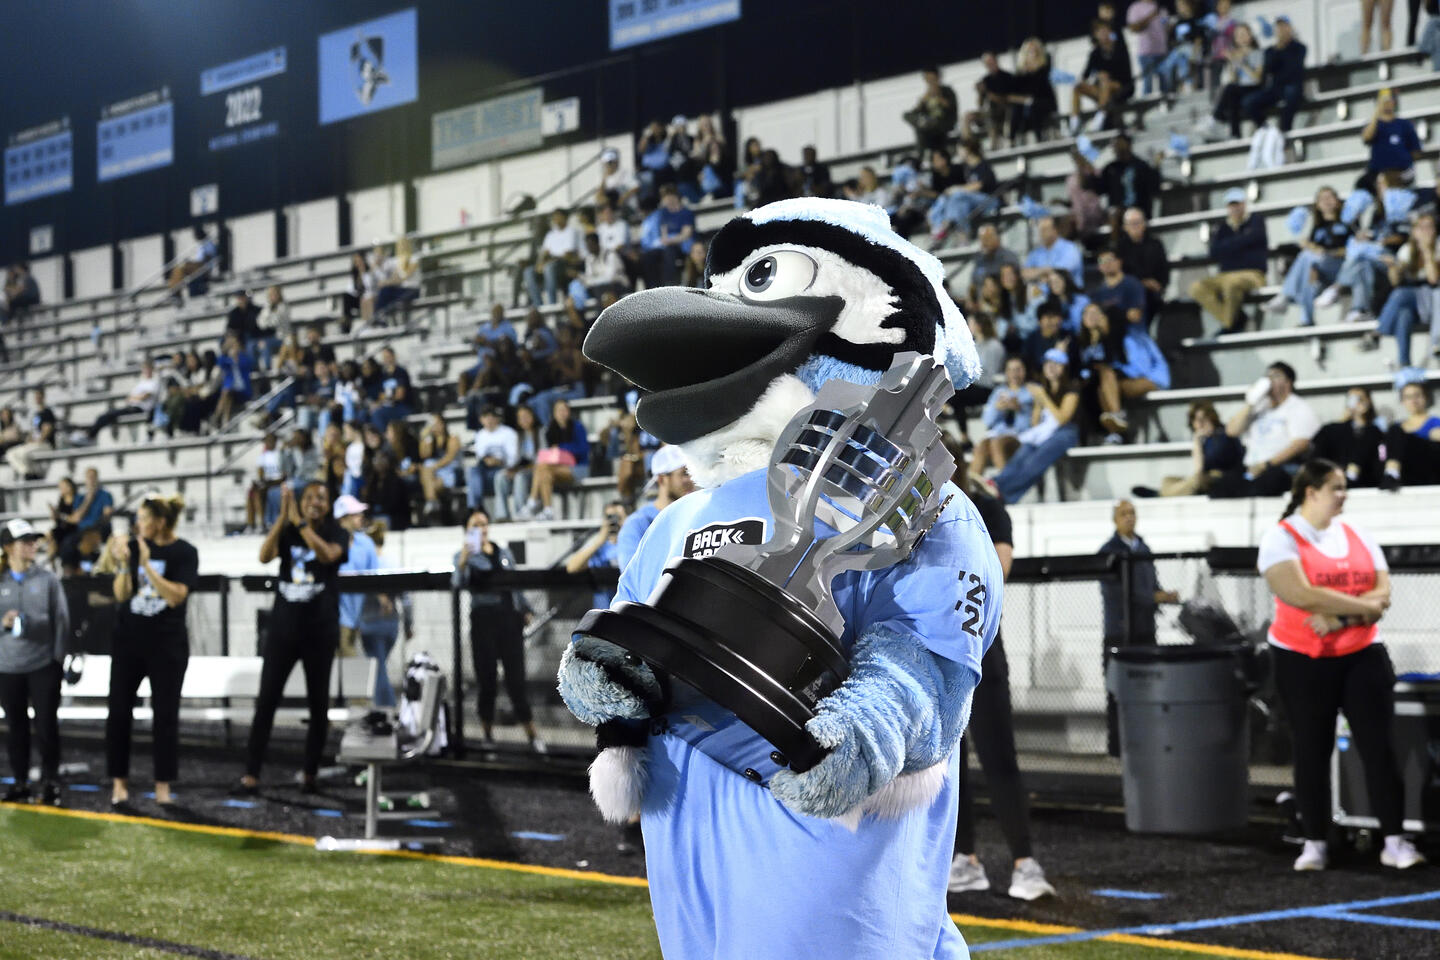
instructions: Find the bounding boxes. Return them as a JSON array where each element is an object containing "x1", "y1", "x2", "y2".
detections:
[
  {"x1": 453, "y1": 508, "x2": 539, "y2": 750},
  {"x1": 0, "y1": 519, "x2": 71, "y2": 805},
  {"x1": 102, "y1": 494, "x2": 197, "y2": 809},
  {"x1": 237, "y1": 482, "x2": 348, "y2": 794},
  {"x1": 906, "y1": 66, "x2": 958, "y2": 153},
  {"x1": 564, "y1": 500, "x2": 630, "y2": 609}
]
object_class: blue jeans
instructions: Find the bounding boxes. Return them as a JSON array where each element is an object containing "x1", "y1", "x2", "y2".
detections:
[
  {"x1": 1243, "y1": 82, "x2": 1303, "y2": 132},
  {"x1": 264, "y1": 486, "x2": 283, "y2": 528},
  {"x1": 359, "y1": 621, "x2": 399, "y2": 708},
  {"x1": 1284, "y1": 252, "x2": 1343, "y2": 326},
  {"x1": 467, "y1": 463, "x2": 505, "y2": 512},
  {"x1": 1137, "y1": 53, "x2": 1166, "y2": 96},
  {"x1": 1337, "y1": 257, "x2": 1383, "y2": 313},
  {"x1": 995, "y1": 423, "x2": 1079, "y2": 504},
  {"x1": 375, "y1": 285, "x2": 419, "y2": 316},
  {"x1": 1377, "y1": 286, "x2": 1425, "y2": 366},
  {"x1": 496, "y1": 468, "x2": 529, "y2": 519},
  {"x1": 528, "y1": 382, "x2": 586, "y2": 426},
  {"x1": 524, "y1": 260, "x2": 568, "y2": 306},
  {"x1": 250, "y1": 335, "x2": 281, "y2": 370},
  {"x1": 927, "y1": 192, "x2": 997, "y2": 235},
  {"x1": 1155, "y1": 48, "x2": 1191, "y2": 93},
  {"x1": 370, "y1": 403, "x2": 412, "y2": 433}
]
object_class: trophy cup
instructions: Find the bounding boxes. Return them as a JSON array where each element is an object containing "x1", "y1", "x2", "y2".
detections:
[{"x1": 573, "y1": 352, "x2": 955, "y2": 773}]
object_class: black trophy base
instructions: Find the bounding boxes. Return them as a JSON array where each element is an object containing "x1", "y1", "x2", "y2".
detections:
[{"x1": 575, "y1": 556, "x2": 850, "y2": 773}]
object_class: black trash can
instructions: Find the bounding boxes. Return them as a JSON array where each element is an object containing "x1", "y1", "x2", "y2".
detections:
[{"x1": 1106, "y1": 644, "x2": 1252, "y2": 834}]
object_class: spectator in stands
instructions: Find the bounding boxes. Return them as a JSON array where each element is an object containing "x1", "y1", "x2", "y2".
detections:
[
  {"x1": 1158, "y1": 0, "x2": 1207, "y2": 96},
  {"x1": 77, "y1": 359, "x2": 161, "y2": 445},
  {"x1": 906, "y1": 66, "x2": 958, "y2": 153},
  {"x1": 1319, "y1": 172, "x2": 1413, "y2": 326},
  {"x1": 1210, "y1": 361, "x2": 1321, "y2": 498},
  {"x1": 734, "y1": 137, "x2": 764, "y2": 208},
  {"x1": 995, "y1": 349, "x2": 1081, "y2": 503},
  {"x1": 1095, "y1": 1, "x2": 1130, "y2": 60},
  {"x1": 1205, "y1": 0, "x2": 1240, "y2": 94},
  {"x1": 1383, "y1": 375, "x2": 1440, "y2": 488},
  {"x1": 1070, "y1": 17, "x2": 1134, "y2": 134},
  {"x1": 2, "y1": 262, "x2": 40, "y2": 335},
  {"x1": 997, "y1": 263, "x2": 1036, "y2": 345},
  {"x1": 284, "y1": 428, "x2": 321, "y2": 495},
  {"x1": 564, "y1": 500, "x2": 629, "y2": 609},
  {"x1": 341, "y1": 421, "x2": 367, "y2": 498},
  {"x1": 798, "y1": 146, "x2": 833, "y2": 198},
  {"x1": 1022, "y1": 216, "x2": 1084, "y2": 288},
  {"x1": 224, "y1": 290, "x2": 260, "y2": 348},
  {"x1": 953, "y1": 312, "x2": 1005, "y2": 424},
  {"x1": 59, "y1": 467, "x2": 113, "y2": 571},
  {"x1": 178, "y1": 350, "x2": 221, "y2": 434},
  {"x1": 929, "y1": 140, "x2": 998, "y2": 247},
  {"x1": 967, "y1": 224, "x2": 1022, "y2": 305},
  {"x1": 616, "y1": 445, "x2": 694, "y2": 569},
  {"x1": 1203, "y1": 21, "x2": 1262, "y2": 140},
  {"x1": 458, "y1": 305, "x2": 519, "y2": 397},
  {"x1": 212, "y1": 333, "x2": 255, "y2": 428},
  {"x1": 245, "y1": 432, "x2": 286, "y2": 533},
  {"x1": 751, "y1": 149, "x2": 794, "y2": 208},
  {"x1": 1070, "y1": 303, "x2": 1140, "y2": 443},
  {"x1": 1190, "y1": 188, "x2": 1268, "y2": 336},
  {"x1": 495, "y1": 404, "x2": 542, "y2": 520},
  {"x1": 362, "y1": 449, "x2": 410, "y2": 532},
  {"x1": 166, "y1": 226, "x2": 216, "y2": 299},
  {"x1": 0, "y1": 407, "x2": 18, "y2": 459},
  {"x1": 1114, "y1": 208, "x2": 1170, "y2": 326},
  {"x1": 1010, "y1": 38, "x2": 1057, "y2": 144},
  {"x1": 45, "y1": 476, "x2": 78, "y2": 567},
  {"x1": 681, "y1": 241, "x2": 709, "y2": 288},
  {"x1": 385, "y1": 419, "x2": 422, "y2": 503},
  {"x1": 454, "y1": 507, "x2": 542, "y2": 751},
  {"x1": 1091, "y1": 249, "x2": 1148, "y2": 330},
  {"x1": 342, "y1": 252, "x2": 367, "y2": 327},
  {"x1": 370, "y1": 347, "x2": 412, "y2": 432},
  {"x1": 1099, "y1": 500, "x2": 1180, "y2": 647},
  {"x1": 1243, "y1": 15, "x2": 1306, "y2": 134},
  {"x1": 1360, "y1": 89, "x2": 1422, "y2": 194},
  {"x1": 570, "y1": 232, "x2": 630, "y2": 306},
  {"x1": 468, "y1": 405, "x2": 518, "y2": 519},
  {"x1": 838, "y1": 165, "x2": 885, "y2": 211},
  {"x1": 596, "y1": 148, "x2": 640, "y2": 214},
  {"x1": 335, "y1": 493, "x2": 381, "y2": 658},
  {"x1": 1133, "y1": 400, "x2": 1244, "y2": 497},
  {"x1": 969, "y1": 53, "x2": 1014, "y2": 149},
  {"x1": 1126, "y1": 0, "x2": 1170, "y2": 97},
  {"x1": 643, "y1": 184, "x2": 697, "y2": 287},
  {"x1": 417, "y1": 413, "x2": 462, "y2": 524},
  {"x1": 1365, "y1": 211, "x2": 1438, "y2": 366},
  {"x1": 1312, "y1": 388, "x2": 1386, "y2": 489},
  {"x1": 1100, "y1": 134, "x2": 1160, "y2": 228},
  {"x1": 1020, "y1": 300, "x2": 1067, "y2": 375},
  {"x1": 1065, "y1": 150, "x2": 1107, "y2": 244},
  {"x1": 525, "y1": 399, "x2": 589, "y2": 520},
  {"x1": 1265, "y1": 187, "x2": 1352, "y2": 327},
  {"x1": 529, "y1": 326, "x2": 586, "y2": 425},
  {"x1": 1047, "y1": 268, "x2": 1090, "y2": 332},
  {"x1": 972, "y1": 356, "x2": 1035, "y2": 477},
  {"x1": 253, "y1": 285, "x2": 290, "y2": 370},
  {"x1": 525, "y1": 210, "x2": 583, "y2": 307},
  {"x1": 6, "y1": 386, "x2": 56, "y2": 480},
  {"x1": 1361, "y1": 0, "x2": 1398, "y2": 53}
]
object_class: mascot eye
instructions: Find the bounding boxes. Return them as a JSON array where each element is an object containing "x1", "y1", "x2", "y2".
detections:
[{"x1": 740, "y1": 251, "x2": 817, "y2": 301}]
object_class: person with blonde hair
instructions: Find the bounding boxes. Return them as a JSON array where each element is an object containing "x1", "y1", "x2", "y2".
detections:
[{"x1": 103, "y1": 494, "x2": 198, "y2": 809}]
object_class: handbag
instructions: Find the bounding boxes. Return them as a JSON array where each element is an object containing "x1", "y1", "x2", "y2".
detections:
[{"x1": 535, "y1": 446, "x2": 577, "y2": 467}]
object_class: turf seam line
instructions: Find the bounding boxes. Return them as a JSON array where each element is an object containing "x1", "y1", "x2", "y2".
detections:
[{"x1": 0, "y1": 910, "x2": 265, "y2": 960}]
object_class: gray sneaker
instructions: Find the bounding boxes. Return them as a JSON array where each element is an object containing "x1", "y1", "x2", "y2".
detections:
[
  {"x1": 1008, "y1": 857, "x2": 1056, "y2": 900},
  {"x1": 947, "y1": 854, "x2": 990, "y2": 893}
]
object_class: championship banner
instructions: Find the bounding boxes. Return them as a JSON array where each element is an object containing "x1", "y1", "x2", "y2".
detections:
[
  {"x1": 318, "y1": 7, "x2": 418, "y2": 125},
  {"x1": 201, "y1": 46, "x2": 286, "y2": 152},
  {"x1": 98, "y1": 87, "x2": 174, "y2": 182},
  {"x1": 431, "y1": 89, "x2": 543, "y2": 170},
  {"x1": 5, "y1": 118, "x2": 73, "y2": 206},
  {"x1": 609, "y1": 0, "x2": 740, "y2": 50}
]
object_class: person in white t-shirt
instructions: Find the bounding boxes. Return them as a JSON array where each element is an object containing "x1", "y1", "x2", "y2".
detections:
[
  {"x1": 524, "y1": 210, "x2": 584, "y2": 307},
  {"x1": 467, "y1": 405, "x2": 519, "y2": 519},
  {"x1": 596, "y1": 148, "x2": 640, "y2": 213},
  {"x1": 1210, "y1": 361, "x2": 1320, "y2": 498},
  {"x1": 246, "y1": 432, "x2": 287, "y2": 533},
  {"x1": 569, "y1": 233, "x2": 630, "y2": 307},
  {"x1": 1257, "y1": 458, "x2": 1422, "y2": 873},
  {"x1": 78, "y1": 360, "x2": 162, "y2": 444}
]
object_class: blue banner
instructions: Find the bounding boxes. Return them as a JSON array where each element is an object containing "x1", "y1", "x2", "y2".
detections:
[
  {"x1": 202, "y1": 46, "x2": 287, "y2": 152},
  {"x1": 5, "y1": 121, "x2": 72, "y2": 206},
  {"x1": 98, "y1": 90, "x2": 173, "y2": 182},
  {"x1": 318, "y1": 7, "x2": 418, "y2": 125},
  {"x1": 610, "y1": 0, "x2": 740, "y2": 50},
  {"x1": 201, "y1": 47, "x2": 287, "y2": 96},
  {"x1": 432, "y1": 89, "x2": 543, "y2": 170}
]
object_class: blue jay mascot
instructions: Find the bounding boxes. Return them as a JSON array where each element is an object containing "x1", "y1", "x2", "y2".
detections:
[{"x1": 558, "y1": 198, "x2": 1003, "y2": 959}]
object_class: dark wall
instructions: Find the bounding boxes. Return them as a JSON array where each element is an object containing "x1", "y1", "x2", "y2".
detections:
[{"x1": 0, "y1": 0, "x2": 1093, "y2": 263}]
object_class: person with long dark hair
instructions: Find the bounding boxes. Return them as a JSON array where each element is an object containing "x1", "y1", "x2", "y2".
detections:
[
  {"x1": 1259, "y1": 460, "x2": 1423, "y2": 871},
  {"x1": 0, "y1": 519, "x2": 70, "y2": 805},
  {"x1": 237, "y1": 481, "x2": 348, "y2": 794},
  {"x1": 453, "y1": 508, "x2": 541, "y2": 751},
  {"x1": 1311, "y1": 388, "x2": 1385, "y2": 488},
  {"x1": 103, "y1": 494, "x2": 197, "y2": 809}
]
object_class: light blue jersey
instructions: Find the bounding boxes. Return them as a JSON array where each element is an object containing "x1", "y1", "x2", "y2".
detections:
[
  {"x1": 338, "y1": 531, "x2": 380, "y2": 629},
  {"x1": 615, "y1": 467, "x2": 1001, "y2": 960},
  {"x1": 615, "y1": 501, "x2": 660, "y2": 569}
]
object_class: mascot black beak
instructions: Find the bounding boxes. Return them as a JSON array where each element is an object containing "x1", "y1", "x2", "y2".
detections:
[{"x1": 584, "y1": 286, "x2": 844, "y2": 444}]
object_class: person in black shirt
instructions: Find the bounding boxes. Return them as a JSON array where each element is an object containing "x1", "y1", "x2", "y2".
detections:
[
  {"x1": 238, "y1": 481, "x2": 348, "y2": 793},
  {"x1": 224, "y1": 290, "x2": 261, "y2": 347},
  {"x1": 103, "y1": 494, "x2": 199, "y2": 809},
  {"x1": 1070, "y1": 19, "x2": 1134, "y2": 135},
  {"x1": 797, "y1": 146, "x2": 833, "y2": 198},
  {"x1": 1311, "y1": 388, "x2": 1386, "y2": 488},
  {"x1": 904, "y1": 66, "x2": 958, "y2": 154},
  {"x1": 1114, "y1": 208, "x2": 1171, "y2": 325},
  {"x1": 1242, "y1": 16, "x2": 1307, "y2": 133},
  {"x1": 1266, "y1": 186, "x2": 1352, "y2": 326},
  {"x1": 971, "y1": 52, "x2": 1016, "y2": 149},
  {"x1": 1100, "y1": 136, "x2": 1160, "y2": 228}
]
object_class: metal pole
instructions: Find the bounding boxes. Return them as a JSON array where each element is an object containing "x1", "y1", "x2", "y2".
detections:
[{"x1": 451, "y1": 584, "x2": 465, "y2": 759}]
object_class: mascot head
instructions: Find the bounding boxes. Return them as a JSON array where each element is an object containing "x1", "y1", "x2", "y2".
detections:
[{"x1": 584, "y1": 198, "x2": 981, "y2": 486}]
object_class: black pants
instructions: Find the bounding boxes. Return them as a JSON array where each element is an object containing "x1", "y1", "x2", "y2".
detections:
[
  {"x1": 470, "y1": 604, "x2": 530, "y2": 727},
  {"x1": 954, "y1": 635, "x2": 1033, "y2": 859},
  {"x1": 106, "y1": 645, "x2": 188, "y2": 782},
  {"x1": 1272, "y1": 643, "x2": 1405, "y2": 839},
  {"x1": 0, "y1": 660, "x2": 63, "y2": 783},
  {"x1": 245, "y1": 599, "x2": 338, "y2": 778},
  {"x1": 1213, "y1": 84, "x2": 1250, "y2": 137},
  {"x1": 1208, "y1": 464, "x2": 1293, "y2": 499},
  {"x1": 89, "y1": 404, "x2": 145, "y2": 438},
  {"x1": 1385, "y1": 423, "x2": 1440, "y2": 486}
]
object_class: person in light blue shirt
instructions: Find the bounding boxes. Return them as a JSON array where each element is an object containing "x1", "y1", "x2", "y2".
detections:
[
  {"x1": 564, "y1": 501, "x2": 629, "y2": 609},
  {"x1": 1021, "y1": 216, "x2": 1085, "y2": 288},
  {"x1": 334, "y1": 495, "x2": 381, "y2": 657},
  {"x1": 615, "y1": 445, "x2": 695, "y2": 569}
]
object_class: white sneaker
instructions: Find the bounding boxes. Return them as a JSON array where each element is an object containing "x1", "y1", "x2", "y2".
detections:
[
  {"x1": 1067, "y1": 115, "x2": 1082, "y2": 137},
  {"x1": 1345, "y1": 309, "x2": 1375, "y2": 325},
  {"x1": 1087, "y1": 110, "x2": 1108, "y2": 132},
  {"x1": 1264, "y1": 293, "x2": 1290, "y2": 313},
  {"x1": 530, "y1": 738, "x2": 549, "y2": 756},
  {"x1": 1009, "y1": 858, "x2": 1057, "y2": 900},
  {"x1": 1293, "y1": 839, "x2": 1328, "y2": 871},
  {"x1": 948, "y1": 854, "x2": 991, "y2": 893},
  {"x1": 1197, "y1": 115, "x2": 1222, "y2": 141},
  {"x1": 1314, "y1": 284, "x2": 1342, "y2": 308},
  {"x1": 1381, "y1": 836, "x2": 1426, "y2": 870}
]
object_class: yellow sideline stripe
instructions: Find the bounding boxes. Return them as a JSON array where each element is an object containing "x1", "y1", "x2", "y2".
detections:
[
  {"x1": 0, "y1": 803, "x2": 1333, "y2": 958},
  {"x1": 949, "y1": 913, "x2": 1336, "y2": 960}
]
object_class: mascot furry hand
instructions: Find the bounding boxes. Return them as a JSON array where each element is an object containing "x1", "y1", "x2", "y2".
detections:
[{"x1": 557, "y1": 198, "x2": 1003, "y2": 960}]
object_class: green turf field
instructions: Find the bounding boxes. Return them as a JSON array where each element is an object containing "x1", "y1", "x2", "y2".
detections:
[{"x1": 0, "y1": 806, "x2": 1310, "y2": 960}]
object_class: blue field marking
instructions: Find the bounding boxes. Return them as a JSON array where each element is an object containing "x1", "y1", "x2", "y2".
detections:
[
  {"x1": 968, "y1": 889, "x2": 1440, "y2": 952},
  {"x1": 404, "y1": 819, "x2": 452, "y2": 829},
  {"x1": 67, "y1": 784, "x2": 100, "y2": 793},
  {"x1": 1320, "y1": 910, "x2": 1440, "y2": 931},
  {"x1": 312, "y1": 808, "x2": 344, "y2": 818},
  {"x1": 221, "y1": 799, "x2": 256, "y2": 809},
  {"x1": 509, "y1": 830, "x2": 567, "y2": 842},
  {"x1": 1092, "y1": 889, "x2": 1167, "y2": 900}
]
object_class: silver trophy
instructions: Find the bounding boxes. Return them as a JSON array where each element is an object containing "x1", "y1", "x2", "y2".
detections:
[{"x1": 573, "y1": 352, "x2": 955, "y2": 771}]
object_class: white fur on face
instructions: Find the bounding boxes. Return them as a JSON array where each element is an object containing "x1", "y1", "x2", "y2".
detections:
[
  {"x1": 707, "y1": 244, "x2": 905, "y2": 349},
  {"x1": 679, "y1": 374, "x2": 815, "y2": 489}
]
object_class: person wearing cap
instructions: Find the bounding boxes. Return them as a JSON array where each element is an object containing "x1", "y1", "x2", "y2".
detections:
[
  {"x1": 0, "y1": 518, "x2": 71, "y2": 805},
  {"x1": 238, "y1": 481, "x2": 349, "y2": 794},
  {"x1": 335, "y1": 494, "x2": 381, "y2": 658},
  {"x1": 1242, "y1": 16, "x2": 1306, "y2": 134},
  {"x1": 994, "y1": 348, "x2": 1082, "y2": 504},
  {"x1": 468, "y1": 405, "x2": 519, "y2": 519},
  {"x1": 101, "y1": 494, "x2": 197, "y2": 810},
  {"x1": 616, "y1": 445, "x2": 695, "y2": 570},
  {"x1": 1189, "y1": 188, "x2": 1268, "y2": 336},
  {"x1": 595, "y1": 148, "x2": 639, "y2": 213}
]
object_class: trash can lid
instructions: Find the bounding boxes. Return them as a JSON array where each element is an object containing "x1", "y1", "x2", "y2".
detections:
[{"x1": 1109, "y1": 643, "x2": 1249, "y2": 664}]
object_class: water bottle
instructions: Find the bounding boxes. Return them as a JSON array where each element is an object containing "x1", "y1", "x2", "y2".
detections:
[{"x1": 11, "y1": 614, "x2": 21, "y2": 637}]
